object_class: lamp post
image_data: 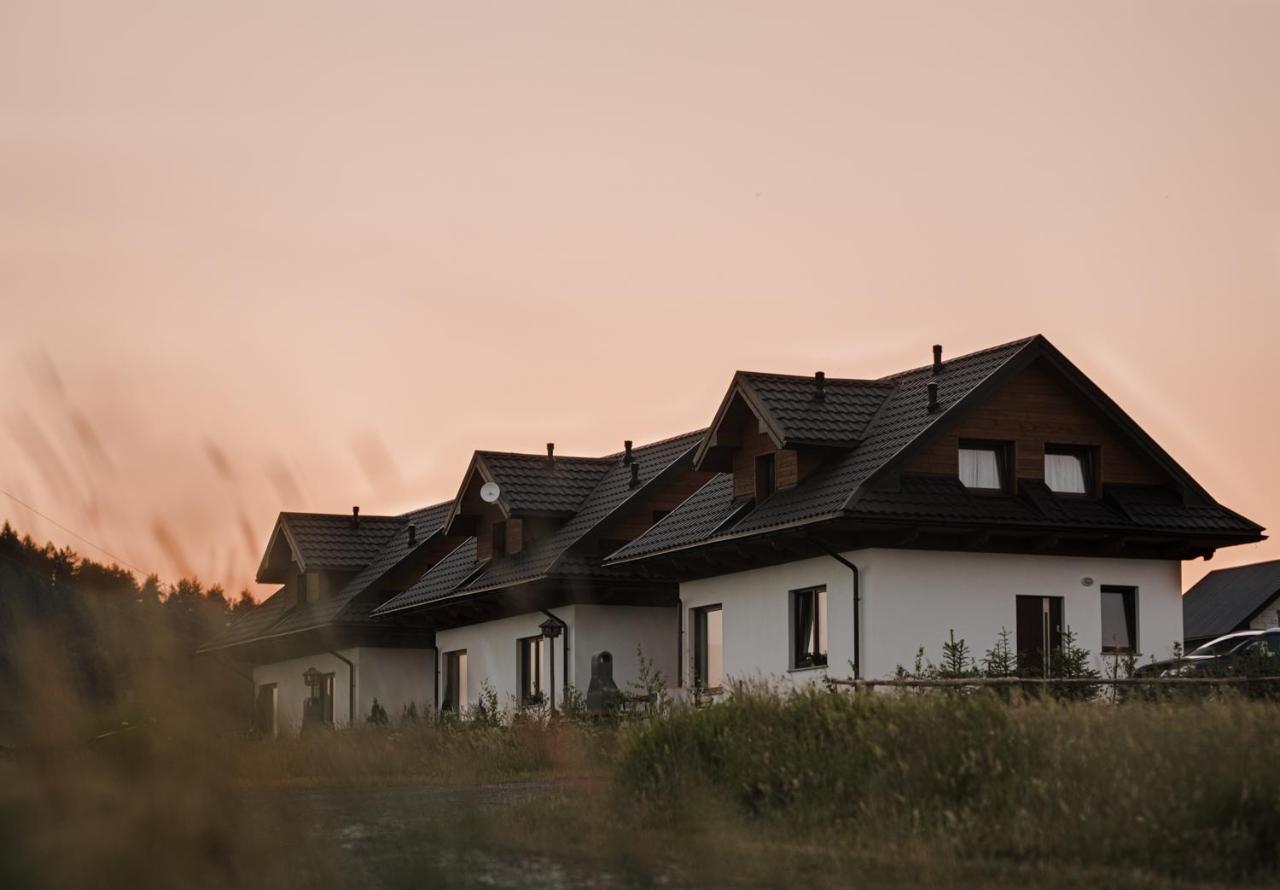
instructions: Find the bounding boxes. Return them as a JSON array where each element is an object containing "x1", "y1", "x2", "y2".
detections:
[{"x1": 539, "y1": 616, "x2": 564, "y2": 713}]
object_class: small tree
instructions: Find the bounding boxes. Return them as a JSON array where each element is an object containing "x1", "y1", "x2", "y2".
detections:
[
  {"x1": 982, "y1": 627, "x2": 1016, "y2": 678},
  {"x1": 368, "y1": 698, "x2": 389, "y2": 725},
  {"x1": 938, "y1": 629, "x2": 978, "y2": 679}
]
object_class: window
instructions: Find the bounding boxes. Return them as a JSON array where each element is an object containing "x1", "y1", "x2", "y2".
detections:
[
  {"x1": 518, "y1": 636, "x2": 544, "y2": 706},
  {"x1": 1100, "y1": 586, "x2": 1137, "y2": 654},
  {"x1": 491, "y1": 521, "x2": 507, "y2": 558},
  {"x1": 791, "y1": 586, "x2": 828, "y2": 669},
  {"x1": 442, "y1": 649, "x2": 468, "y2": 712},
  {"x1": 755, "y1": 453, "x2": 776, "y2": 501},
  {"x1": 958, "y1": 442, "x2": 1008, "y2": 492},
  {"x1": 693, "y1": 605, "x2": 724, "y2": 690},
  {"x1": 1045, "y1": 445, "x2": 1092, "y2": 495}
]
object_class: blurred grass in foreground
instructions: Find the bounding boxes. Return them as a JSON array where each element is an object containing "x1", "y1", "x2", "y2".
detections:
[{"x1": 3, "y1": 680, "x2": 1279, "y2": 888}]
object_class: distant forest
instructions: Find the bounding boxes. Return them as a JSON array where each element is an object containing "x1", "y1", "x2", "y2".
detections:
[{"x1": 0, "y1": 522, "x2": 254, "y2": 740}]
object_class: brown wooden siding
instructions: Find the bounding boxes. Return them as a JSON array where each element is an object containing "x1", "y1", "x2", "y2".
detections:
[
  {"x1": 902, "y1": 360, "x2": 1168, "y2": 488},
  {"x1": 607, "y1": 468, "x2": 717, "y2": 542}
]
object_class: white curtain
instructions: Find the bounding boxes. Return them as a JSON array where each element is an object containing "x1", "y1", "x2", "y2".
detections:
[
  {"x1": 1045, "y1": 453, "x2": 1087, "y2": 494},
  {"x1": 959, "y1": 448, "x2": 1001, "y2": 489}
]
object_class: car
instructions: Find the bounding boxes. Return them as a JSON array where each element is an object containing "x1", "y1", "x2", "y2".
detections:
[
  {"x1": 1141, "y1": 630, "x2": 1269, "y2": 681},
  {"x1": 1135, "y1": 628, "x2": 1280, "y2": 678}
]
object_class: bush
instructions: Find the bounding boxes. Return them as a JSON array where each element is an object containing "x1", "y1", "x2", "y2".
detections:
[{"x1": 617, "y1": 685, "x2": 1280, "y2": 880}]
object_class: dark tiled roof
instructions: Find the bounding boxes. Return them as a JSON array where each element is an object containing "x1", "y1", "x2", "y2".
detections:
[
  {"x1": 607, "y1": 336, "x2": 1263, "y2": 563},
  {"x1": 203, "y1": 501, "x2": 452, "y2": 650},
  {"x1": 280, "y1": 512, "x2": 402, "y2": 571},
  {"x1": 377, "y1": 538, "x2": 480, "y2": 613},
  {"x1": 1183, "y1": 560, "x2": 1280, "y2": 642},
  {"x1": 610, "y1": 338, "x2": 1034, "y2": 560},
  {"x1": 739, "y1": 372, "x2": 894, "y2": 446},
  {"x1": 478, "y1": 452, "x2": 612, "y2": 515},
  {"x1": 607, "y1": 474, "x2": 736, "y2": 562},
  {"x1": 375, "y1": 430, "x2": 706, "y2": 614}
]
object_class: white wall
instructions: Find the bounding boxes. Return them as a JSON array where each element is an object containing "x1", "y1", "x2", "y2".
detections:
[
  {"x1": 251, "y1": 646, "x2": 436, "y2": 734},
  {"x1": 433, "y1": 604, "x2": 678, "y2": 710},
  {"x1": 1248, "y1": 593, "x2": 1280, "y2": 631},
  {"x1": 679, "y1": 548, "x2": 1183, "y2": 685}
]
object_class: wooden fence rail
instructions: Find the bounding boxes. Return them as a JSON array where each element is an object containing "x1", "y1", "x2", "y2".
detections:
[{"x1": 828, "y1": 675, "x2": 1280, "y2": 689}]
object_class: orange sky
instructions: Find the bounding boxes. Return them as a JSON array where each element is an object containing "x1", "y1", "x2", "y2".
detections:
[{"x1": 2, "y1": 0, "x2": 1278, "y2": 600}]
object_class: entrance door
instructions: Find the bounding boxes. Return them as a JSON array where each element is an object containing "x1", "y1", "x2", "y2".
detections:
[{"x1": 1016, "y1": 595, "x2": 1063, "y2": 677}]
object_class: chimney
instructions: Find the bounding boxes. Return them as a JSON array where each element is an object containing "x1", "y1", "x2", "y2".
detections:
[
  {"x1": 926, "y1": 382, "x2": 939, "y2": 413},
  {"x1": 629, "y1": 462, "x2": 641, "y2": 489},
  {"x1": 407, "y1": 524, "x2": 416, "y2": 546},
  {"x1": 546, "y1": 442, "x2": 555, "y2": 466},
  {"x1": 623, "y1": 440, "x2": 634, "y2": 465},
  {"x1": 814, "y1": 370, "x2": 826, "y2": 401},
  {"x1": 351, "y1": 505, "x2": 360, "y2": 527},
  {"x1": 932, "y1": 344, "x2": 943, "y2": 375}
]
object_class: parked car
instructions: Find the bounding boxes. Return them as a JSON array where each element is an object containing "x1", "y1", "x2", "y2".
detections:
[{"x1": 1136, "y1": 629, "x2": 1280, "y2": 678}]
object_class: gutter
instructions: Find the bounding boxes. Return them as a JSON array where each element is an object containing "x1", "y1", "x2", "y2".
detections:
[
  {"x1": 810, "y1": 540, "x2": 861, "y2": 680},
  {"x1": 328, "y1": 650, "x2": 356, "y2": 726}
]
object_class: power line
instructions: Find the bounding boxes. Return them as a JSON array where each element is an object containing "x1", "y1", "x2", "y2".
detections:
[{"x1": 0, "y1": 486, "x2": 146, "y2": 576}]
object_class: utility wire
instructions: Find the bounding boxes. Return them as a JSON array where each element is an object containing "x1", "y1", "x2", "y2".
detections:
[{"x1": 0, "y1": 486, "x2": 145, "y2": 576}]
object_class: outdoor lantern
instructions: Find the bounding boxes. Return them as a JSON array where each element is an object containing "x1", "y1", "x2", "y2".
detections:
[
  {"x1": 302, "y1": 667, "x2": 321, "y2": 687},
  {"x1": 539, "y1": 617, "x2": 564, "y2": 713}
]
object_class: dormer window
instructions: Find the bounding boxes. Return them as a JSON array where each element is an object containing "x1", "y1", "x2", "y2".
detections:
[
  {"x1": 755, "y1": 453, "x2": 776, "y2": 501},
  {"x1": 491, "y1": 520, "x2": 507, "y2": 558},
  {"x1": 1045, "y1": 445, "x2": 1091, "y2": 495},
  {"x1": 958, "y1": 441, "x2": 1009, "y2": 493}
]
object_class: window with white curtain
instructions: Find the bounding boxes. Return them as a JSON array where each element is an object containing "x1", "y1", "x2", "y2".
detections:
[
  {"x1": 958, "y1": 445, "x2": 1005, "y2": 491},
  {"x1": 1045, "y1": 446, "x2": 1090, "y2": 495}
]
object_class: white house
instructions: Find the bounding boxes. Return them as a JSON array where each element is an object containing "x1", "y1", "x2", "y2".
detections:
[
  {"x1": 209, "y1": 335, "x2": 1263, "y2": 727},
  {"x1": 606, "y1": 336, "x2": 1262, "y2": 688}
]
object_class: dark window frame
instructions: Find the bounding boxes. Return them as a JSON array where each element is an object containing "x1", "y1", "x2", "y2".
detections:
[
  {"x1": 442, "y1": 649, "x2": 467, "y2": 713},
  {"x1": 1100, "y1": 585, "x2": 1138, "y2": 654},
  {"x1": 1044, "y1": 443, "x2": 1097, "y2": 497},
  {"x1": 755, "y1": 453, "x2": 776, "y2": 501},
  {"x1": 790, "y1": 586, "x2": 829, "y2": 670},
  {"x1": 692, "y1": 604, "x2": 724, "y2": 692},
  {"x1": 957, "y1": 439, "x2": 1013, "y2": 494},
  {"x1": 517, "y1": 635, "x2": 544, "y2": 706}
]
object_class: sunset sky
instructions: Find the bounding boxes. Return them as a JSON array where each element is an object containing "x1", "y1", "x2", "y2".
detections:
[{"x1": 3, "y1": 1, "x2": 1278, "y2": 600}]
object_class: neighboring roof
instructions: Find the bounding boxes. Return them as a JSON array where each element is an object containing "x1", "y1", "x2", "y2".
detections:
[
  {"x1": 256, "y1": 511, "x2": 401, "y2": 581},
  {"x1": 476, "y1": 451, "x2": 612, "y2": 516},
  {"x1": 204, "y1": 501, "x2": 452, "y2": 651},
  {"x1": 1183, "y1": 560, "x2": 1280, "y2": 642},
  {"x1": 609, "y1": 335, "x2": 1264, "y2": 563},
  {"x1": 375, "y1": 430, "x2": 705, "y2": 615},
  {"x1": 740, "y1": 373, "x2": 894, "y2": 447}
]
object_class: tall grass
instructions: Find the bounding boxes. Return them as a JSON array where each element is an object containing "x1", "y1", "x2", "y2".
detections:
[{"x1": 617, "y1": 683, "x2": 1280, "y2": 881}]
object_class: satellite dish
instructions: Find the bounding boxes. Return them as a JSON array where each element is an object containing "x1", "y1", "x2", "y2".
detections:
[{"x1": 480, "y1": 482, "x2": 501, "y2": 504}]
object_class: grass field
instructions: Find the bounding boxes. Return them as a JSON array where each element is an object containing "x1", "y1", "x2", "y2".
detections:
[{"x1": 3, "y1": 687, "x2": 1279, "y2": 888}]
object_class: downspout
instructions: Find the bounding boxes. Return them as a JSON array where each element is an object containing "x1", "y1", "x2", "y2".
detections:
[
  {"x1": 539, "y1": 608, "x2": 569, "y2": 708},
  {"x1": 328, "y1": 650, "x2": 356, "y2": 727},
  {"x1": 811, "y1": 542, "x2": 861, "y2": 680}
]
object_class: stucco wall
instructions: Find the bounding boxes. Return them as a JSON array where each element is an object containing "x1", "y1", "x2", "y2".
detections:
[
  {"x1": 433, "y1": 604, "x2": 678, "y2": 710},
  {"x1": 679, "y1": 548, "x2": 1183, "y2": 685},
  {"x1": 251, "y1": 646, "x2": 435, "y2": 734}
]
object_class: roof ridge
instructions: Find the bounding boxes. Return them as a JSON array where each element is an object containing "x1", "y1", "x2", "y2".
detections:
[
  {"x1": 599, "y1": 428, "x2": 708, "y2": 459},
  {"x1": 736, "y1": 370, "x2": 894, "y2": 386},
  {"x1": 279, "y1": 510, "x2": 399, "y2": 520},
  {"x1": 878, "y1": 334, "x2": 1041, "y2": 381},
  {"x1": 1202, "y1": 558, "x2": 1280, "y2": 578},
  {"x1": 476, "y1": 448, "x2": 610, "y2": 462}
]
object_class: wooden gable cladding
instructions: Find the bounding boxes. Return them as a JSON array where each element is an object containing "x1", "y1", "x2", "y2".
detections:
[
  {"x1": 605, "y1": 466, "x2": 718, "y2": 542},
  {"x1": 903, "y1": 358, "x2": 1170, "y2": 489},
  {"x1": 729, "y1": 425, "x2": 823, "y2": 500}
]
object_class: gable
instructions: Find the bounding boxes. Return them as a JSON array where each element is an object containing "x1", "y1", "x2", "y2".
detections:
[{"x1": 901, "y1": 358, "x2": 1170, "y2": 489}]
